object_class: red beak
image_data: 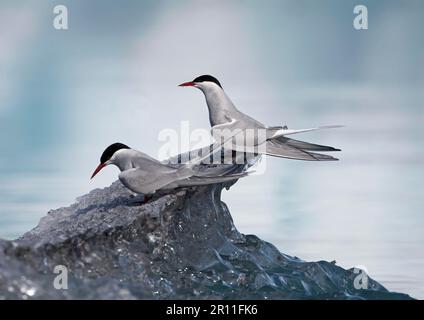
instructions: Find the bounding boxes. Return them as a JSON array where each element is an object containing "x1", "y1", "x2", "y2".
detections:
[
  {"x1": 91, "y1": 163, "x2": 106, "y2": 179},
  {"x1": 178, "y1": 81, "x2": 195, "y2": 87}
]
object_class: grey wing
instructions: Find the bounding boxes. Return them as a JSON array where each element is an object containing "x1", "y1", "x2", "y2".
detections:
[
  {"x1": 163, "y1": 145, "x2": 251, "y2": 176},
  {"x1": 164, "y1": 145, "x2": 232, "y2": 166},
  {"x1": 176, "y1": 172, "x2": 248, "y2": 188},
  {"x1": 118, "y1": 167, "x2": 180, "y2": 195},
  {"x1": 229, "y1": 110, "x2": 266, "y2": 129},
  {"x1": 264, "y1": 139, "x2": 339, "y2": 161},
  {"x1": 191, "y1": 162, "x2": 248, "y2": 177},
  {"x1": 275, "y1": 136, "x2": 341, "y2": 152},
  {"x1": 210, "y1": 118, "x2": 242, "y2": 134}
]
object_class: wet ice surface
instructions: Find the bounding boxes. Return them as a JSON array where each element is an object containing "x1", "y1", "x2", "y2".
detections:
[{"x1": 0, "y1": 181, "x2": 413, "y2": 299}]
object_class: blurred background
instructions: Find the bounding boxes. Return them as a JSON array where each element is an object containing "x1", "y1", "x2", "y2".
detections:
[{"x1": 0, "y1": 0, "x2": 423, "y2": 298}]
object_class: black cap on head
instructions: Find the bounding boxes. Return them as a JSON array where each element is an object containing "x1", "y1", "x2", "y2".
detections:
[
  {"x1": 193, "y1": 75, "x2": 222, "y2": 88},
  {"x1": 100, "y1": 143, "x2": 130, "y2": 163}
]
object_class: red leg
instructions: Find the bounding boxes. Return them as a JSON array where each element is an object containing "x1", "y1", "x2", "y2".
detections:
[{"x1": 143, "y1": 195, "x2": 152, "y2": 204}]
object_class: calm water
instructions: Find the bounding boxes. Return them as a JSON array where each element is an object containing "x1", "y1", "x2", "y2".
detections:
[
  {"x1": 0, "y1": 0, "x2": 423, "y2": 299},
  {"x1": 1, "y1": 86, "x2": 423, "y2": 299}
]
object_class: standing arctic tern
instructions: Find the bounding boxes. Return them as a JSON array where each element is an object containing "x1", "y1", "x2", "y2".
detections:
[
  {"x1": 90, "y1": 143, "x2": 247, "y2": 195},
  {"x1": 179, "y1": 75, "x2": 341, "y2": 161}
]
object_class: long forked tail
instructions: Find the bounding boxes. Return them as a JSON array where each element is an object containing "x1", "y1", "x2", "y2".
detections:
[
  {"x1": 185, "y1": 125, "x2": 343, "y2": 165},
  {"x1": 269, "y1": 125, "x2": 343, "y2": 139},
  {"x1": 265, "y1": 139, "x2": 339, "y2": 161},
  {"x1": 275, "y1": 136, "x2": 341, "y2": 152}
]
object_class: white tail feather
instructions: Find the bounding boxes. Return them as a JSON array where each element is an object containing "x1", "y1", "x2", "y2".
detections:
[{"x1": 270, "y1": 125, "x2": 344, "y2": 139}]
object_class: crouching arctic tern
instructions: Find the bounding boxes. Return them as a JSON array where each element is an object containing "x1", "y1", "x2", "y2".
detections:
[
  {"x1": 90, "y1": 143, "x2": 248, "y2": 195},
  {"x1": 179, "y1": 75, "x2": 342, "y2": 161}
]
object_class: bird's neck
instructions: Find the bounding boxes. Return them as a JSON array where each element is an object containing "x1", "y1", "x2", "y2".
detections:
[
  {"x1": 113, "y1": 150, "x2": 136, "y2": 171},
  {"x1": 200, "y1": 86, "x2": 238, "y2": 126},
  {"x1": 115, "y1": 159, "x2": 133, "y2": 172}
]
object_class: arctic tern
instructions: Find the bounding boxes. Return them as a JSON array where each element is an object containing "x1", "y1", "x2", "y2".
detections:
[
  {"x1": 179, "y1": 75, "x2": 341, "y2": 161},
  {"x1": 90, "y1": 143, "x2": 248, "y2": 195}
]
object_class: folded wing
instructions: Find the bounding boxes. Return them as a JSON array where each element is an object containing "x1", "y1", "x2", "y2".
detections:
[
  {"x1": 177, "y1": 172, "x2": 248, "y2": 187},
  {"x1": 265, "y1": 139, "x2": 339, "y2": 161},
  {"x1": 275, "y1": 136, "x2": 341, "y2": 152}
]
